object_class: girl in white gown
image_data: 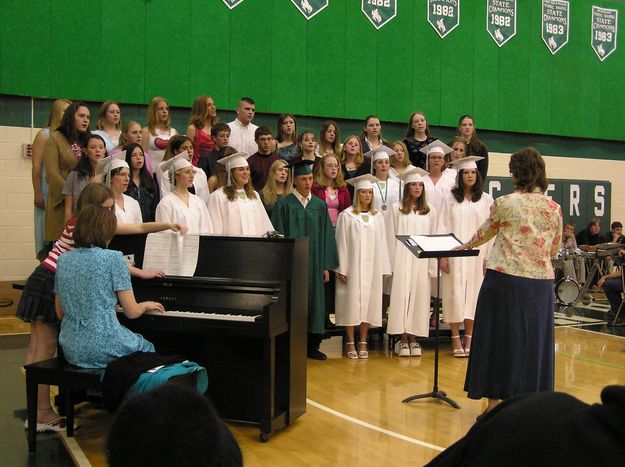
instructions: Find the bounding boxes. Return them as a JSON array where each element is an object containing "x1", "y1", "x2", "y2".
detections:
[
  {"x1": 156, "y1": 153, "x2": 213, "y2": 235},
  {"x1": 207, "y1": 152, "x2": 274, "y2": 236},
  {"x1": 439, "y1": 156, "x2": 493, "y2": 357},
  {"x1": 387, "y1": 168, "x2": 437, "y2": 357},
  {"x1": 159, "y1": 136, "x2": 210, "y2": 206},
  {"x1": 335, "y1": 174, "x2": 391, "y2": 359},
  {"x1": 96, "y1": 153, "x2": 142, "y2": 224}
]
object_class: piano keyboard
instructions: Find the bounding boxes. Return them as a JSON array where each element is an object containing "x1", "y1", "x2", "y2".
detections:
[{"x1": 144, "y1": 309, "x2": 261, "y2": 322}]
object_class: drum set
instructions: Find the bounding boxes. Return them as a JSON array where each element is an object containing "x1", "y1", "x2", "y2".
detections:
[{"x1": 553, "y1": 242, "x2": 624, "y2": 314}]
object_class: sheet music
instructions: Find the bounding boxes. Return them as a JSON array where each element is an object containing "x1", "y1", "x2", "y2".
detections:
[
  {"x1": 142, "y1": 232, "x2": 200, "y2": 276},
  {"x1": 410, "y1": 235, "x2": 462, "y2": 252}
]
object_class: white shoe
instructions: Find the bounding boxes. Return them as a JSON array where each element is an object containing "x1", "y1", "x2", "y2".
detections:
[
  {"x1": 397, "y1": 342, "x2": 410, "y2": 357},
  {"x1": 410, "y1": 343, "x2": 422, "y2": 357}
]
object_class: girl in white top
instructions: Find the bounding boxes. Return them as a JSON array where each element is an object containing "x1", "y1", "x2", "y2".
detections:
[
  {"x1": 335, "y1": 174, "x2": 391, "y2": 359},
  {"x1": 159, "y1": 136, "x2": 210, "y2": 205},
  {"x1": 386, "y1": 168, "x2": 437, "y2": 357},
  {"x1": 141, "y1": 96, "x2": 178, "y2": 170},
  {"x1": 208, "y1": 152, "x2": 274, "y2": 236},
  {"x1": 439, "y1": 156, "x2": 493, "y2": 358},
  {"x1": 96, "y1": 153, "x2": 143, "y2": 224},
  {"x1": 156, "y1": 154, "x2": 213, "y2": 235},
  {"x1": 92, "y1": 101, "x2": 121, "y2": 152}
]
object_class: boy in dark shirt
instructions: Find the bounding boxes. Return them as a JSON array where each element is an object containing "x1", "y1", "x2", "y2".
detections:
[{"x1": 247, "y1": 126, "x2": 279, "y2": 191}]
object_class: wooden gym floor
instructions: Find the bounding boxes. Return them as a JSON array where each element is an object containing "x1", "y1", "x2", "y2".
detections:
[{"x1": 1, "y1": 281, "x2": 624, "y2": 466}]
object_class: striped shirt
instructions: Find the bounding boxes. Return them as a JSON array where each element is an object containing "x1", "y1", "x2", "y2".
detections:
[{"x1": 42, "y1": 218, "x2": 76, "y2": 273}]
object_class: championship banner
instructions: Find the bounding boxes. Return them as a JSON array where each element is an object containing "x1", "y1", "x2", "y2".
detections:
[
  {"x1": 362, "y1": 0, "x2": 397, "y2": 30},
  {"x1": 486, "y1": 0, "x2": 516, "y2": 47},
  {"x1": 428, "y1": 0, "x2": 461, "y2": 38},
  {"x1": 591, "y1": 6, "x2": 618, "y2": 61},
  {"x1": 222, "y1": 0, "x2": 245, "y2": 9},
  {"x1": 291, "y1": 0, "x2": 328, "y2": 20},
  {"x1": 541, "y1": 0, "x2": 569, "y2": 55}
]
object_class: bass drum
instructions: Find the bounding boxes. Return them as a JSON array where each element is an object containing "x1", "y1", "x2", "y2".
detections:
[{"x1": 555, "y1": 277, "x2": 581, "y2": 306}]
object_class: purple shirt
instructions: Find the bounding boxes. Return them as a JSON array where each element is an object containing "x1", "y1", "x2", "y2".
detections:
[{"x1": 248, "y1": 151, "x2": 279, "y2": 191}]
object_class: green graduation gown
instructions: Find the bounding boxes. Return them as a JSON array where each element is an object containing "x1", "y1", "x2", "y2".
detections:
[{"x1": 271, "y1": 194, "x2": 338, "y2": 335}]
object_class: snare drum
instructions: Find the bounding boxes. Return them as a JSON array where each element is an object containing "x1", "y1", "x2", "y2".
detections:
[{"x1": 555, "y1": 277, "x2": 581, "y2": 306}]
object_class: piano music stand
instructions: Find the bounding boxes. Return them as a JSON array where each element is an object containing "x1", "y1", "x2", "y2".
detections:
[{"x1": 396, "y1": 234, "x2": 479, "y2": 409}]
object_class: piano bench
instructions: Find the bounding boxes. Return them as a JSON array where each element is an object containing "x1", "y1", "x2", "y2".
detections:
[{"x1": 24, "y1": 358, "x2": 103, "y2": 453}]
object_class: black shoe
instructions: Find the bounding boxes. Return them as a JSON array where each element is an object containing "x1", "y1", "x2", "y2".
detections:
[{"x1": 307, "y1": 349, "x2": 327, "y2": 360}]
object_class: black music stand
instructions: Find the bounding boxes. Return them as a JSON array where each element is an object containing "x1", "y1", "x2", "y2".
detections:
[{"x1": 396, "y1": 234, "x2": 479, "y2": 409}]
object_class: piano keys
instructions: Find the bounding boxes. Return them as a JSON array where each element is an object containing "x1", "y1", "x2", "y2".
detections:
[{"x1": 109, "y1": 234, "x2": 308, "y2": 441}]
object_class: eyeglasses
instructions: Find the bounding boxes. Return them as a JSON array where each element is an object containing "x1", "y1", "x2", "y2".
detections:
[{"x1": 429, "y1": 156, "x2": 444, "y2": 161}]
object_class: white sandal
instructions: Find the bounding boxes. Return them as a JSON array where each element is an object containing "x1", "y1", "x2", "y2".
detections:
[
  {"x1": 463, "y1": 334, "x2": 472, "y2": 356},
  {"x1": 451, "y1": 335, "x2": 466, "y2": 358},
  {"x1": 358, "y1": 341, "x2": 369, "y2": 359},
  {"x1": 345, "y1": 342, "x2": 358, "y2": 359}
]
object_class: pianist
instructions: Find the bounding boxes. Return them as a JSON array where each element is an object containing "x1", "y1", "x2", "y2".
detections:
[{"x1": 55, "y1": 205, "x2": 164, "y2": 368}]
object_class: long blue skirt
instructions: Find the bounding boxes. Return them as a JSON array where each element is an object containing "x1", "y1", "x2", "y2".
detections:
[{"x1": 464, "y1": 269, "x2": 554, "y2": 400}]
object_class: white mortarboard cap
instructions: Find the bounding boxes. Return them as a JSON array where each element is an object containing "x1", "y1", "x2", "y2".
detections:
[
  {"x1": 363, "y1": 145, "x2": 396, "y2": 163},
  {"x1": 217, "y1": 151, "x2": 250, "y2": 186},
  {"x1": 96, "y1": 152, "x2": 129, "y2": 187},
  {"x1": 449, "y1": 155, "x2": 484, "y2": 171},
  {"x1": 346, "y1": 174, "x2": 378, "y2": 191},
  {"x1": 160, "y1": 152, "x2": 193, "y2": 189},
  {"x1": 399, "y1": 167, "x2": 429, "y2": 185},
  {"x1": 419, "y1": 140, "x2": 453, "y2": 156},
  {"x1": 363, "y1": 145, "x2": 396, "y2": 174}
]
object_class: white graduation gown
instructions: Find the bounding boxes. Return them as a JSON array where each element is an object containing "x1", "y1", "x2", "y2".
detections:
[
  {"x1": 115, "y1": 194, "x2": 143, "y2": 224},
  {"x1": 422, "y1": 174, "x2": 455, "y2": 215},
  {"x1": 386, "y1": 202, "x2": 437, "y2": 337},
  {"x1": 160, "y1": 167, "x2": 210, "y2": 206},
  {"x1": 334, "y1": 209, "x2": 391, "y2": 327},
  {"x1": 442, "y1": 168, "x2": 457, "y2": 184},
  {"x1": 155, "y1": 192, "x2": 213, "y2": 235},
  {"x1": 438, "y1": 191, "x2": 494, "y2": 322},
  {"x1": 207, "y1": 187, "x2": 274, "y2": 236},
  {"x1": 373, "y1": 178, "x2": 401, "y2": 294}
]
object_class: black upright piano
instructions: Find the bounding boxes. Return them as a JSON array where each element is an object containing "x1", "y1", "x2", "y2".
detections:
[{"x1": 108, "y1": 234, "x2": 308, "y2": 441}]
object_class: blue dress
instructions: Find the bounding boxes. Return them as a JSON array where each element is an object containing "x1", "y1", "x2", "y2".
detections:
[{"x1": 55, "y1": 247, "x2": 154, "y2": 368}]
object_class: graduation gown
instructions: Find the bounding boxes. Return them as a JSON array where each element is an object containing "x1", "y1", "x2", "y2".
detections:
[
  {"x1": 155, "y1": 193, "x2": 213, "y2": 235},
  {"x1": 387, "y1": 202, "x2": 437, "y2": 337},
  {"x1": 207, "y1": 187, "x2": 274, "y2": 236},
  {"x1": 160, "y1": 167, "x2": 210, "y2": 206},
  {"x1": 334, "y1": 209, "x2": 391, "y2": 327},
  {"x1": 271, "y1": 194, "x2": 338, "y2": 335},
  {"x1": 422, "y1": 174, "x2": 455, "y2": 215},
  {"x1": 373, "y1": 177, "x2": 401, "y2": 293},
  {"x1": 115, "y1": 194, "x2": 143, "y2": 224},
  {"x1": 438, "y1": 191, "x2": 494, "y2": 322}
]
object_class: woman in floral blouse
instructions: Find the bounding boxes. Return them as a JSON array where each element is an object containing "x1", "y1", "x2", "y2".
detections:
[{"x1": 460, "y1": 147, "x2": 563, "y2": 418}]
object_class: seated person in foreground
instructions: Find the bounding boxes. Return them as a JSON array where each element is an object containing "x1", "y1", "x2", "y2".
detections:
[
  {"x1": 55, "y1": 205, "x2": 164, "y2": 368},
  {"x1": 107, "y1": 383, "x2": 242, "y2": 467},
  {"x1": 427, "y1": 385, "x2": 625, "y2": 466}
]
